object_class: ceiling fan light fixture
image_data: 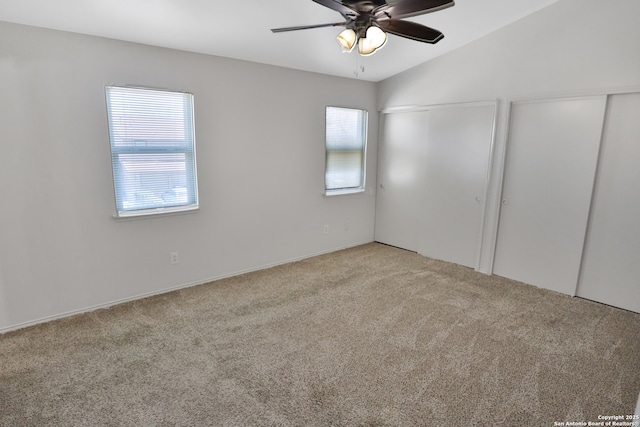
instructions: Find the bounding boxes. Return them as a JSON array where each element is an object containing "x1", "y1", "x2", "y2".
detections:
[
  {"x1": 366, "y1": 25, "x2": 387, "y2": 50},
  {"x1": 337, "y1": 28, "x2": 357, "y2": 52},
  {"x1": 357, "y1": 37, "x2": 374, "y2": 56},
  {"x1": 357, "y1": 26, "x2": 387, "y2": 56}
]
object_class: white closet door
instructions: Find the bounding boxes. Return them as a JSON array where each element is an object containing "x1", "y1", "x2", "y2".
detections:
[
  {"x1": 374, "y1": 111, "x2": 428, "y2": 251},
  {"x1": 493, "y1": 97, "x2": 607, "y2": 295},
  {"x1": 417, "y1": 104, "x2": 495, "y2": 269},
  {"x1": 577, "y1": 93, "x2": 640, "y2": 313}
]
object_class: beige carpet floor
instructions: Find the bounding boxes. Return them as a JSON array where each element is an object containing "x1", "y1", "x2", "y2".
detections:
[{"x1": 1, "y1": 243, "x2": 639, "y2": 426}]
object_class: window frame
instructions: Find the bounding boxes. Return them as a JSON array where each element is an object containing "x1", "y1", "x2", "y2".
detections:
[
  {"x1": 324, "y1": 105, "x2": 368, "y2": 196},
  {"x1": 105, "y1": 85, "x2": 199, "y2": 218}
]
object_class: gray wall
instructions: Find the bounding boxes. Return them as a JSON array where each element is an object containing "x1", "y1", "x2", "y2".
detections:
[
  {"x1": 0, "y1": 22, "x2": 378, "y2": 331},
  {"x1": 377, "y1": 0, "x2": 640, "y2": 273}
]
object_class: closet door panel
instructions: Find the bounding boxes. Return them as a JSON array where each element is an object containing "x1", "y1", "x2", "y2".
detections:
[
  {"x1": 374, "y1": 111, "x2": 428, "y2": 251},
  {"x1": 417, "y1": 104, "x2": 495, "y2": 268},
  {"x1": 493, "y1": 97, "x2": 606, "y2": 295},
  {"x1": 577, "y1": 93, "x2": 640, "y2": 313}
]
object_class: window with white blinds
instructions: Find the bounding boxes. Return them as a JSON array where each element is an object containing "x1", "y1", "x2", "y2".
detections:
[
  {"x1": 325, "y1": 106, "x2": 367, "y2": 194},
  {"x1": 105, "y1": 86, "x2": 199, "y2": 217}
]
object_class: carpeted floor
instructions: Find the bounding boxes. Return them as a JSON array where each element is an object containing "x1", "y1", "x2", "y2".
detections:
[{"x1": 1, "y1": 243, "x2": 639, "y2": 426}]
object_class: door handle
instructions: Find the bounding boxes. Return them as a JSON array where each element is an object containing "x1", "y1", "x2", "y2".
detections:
[{"x1": 502, "y1": 199, "x2": 509, "y2": 205}]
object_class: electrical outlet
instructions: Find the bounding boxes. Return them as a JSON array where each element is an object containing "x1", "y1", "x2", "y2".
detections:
[
  {"x1": 323, "y1": 224, "x2": 329, "y2": 234},
  {"x1": 170, "y1": 252, "x2": 179, "y2": 265}
]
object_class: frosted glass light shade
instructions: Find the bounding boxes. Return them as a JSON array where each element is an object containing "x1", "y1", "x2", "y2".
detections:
[
  {"x1": 366, "y1": 26, "x2": 387, "y2": 49},
  {"x1": 337, "y1": 29, "x2": 357, "y2": 52},
  {"x1": 357, "y1": 26, "x2": 387, "y2": 56},
  {"x1": 358, "y1": 37, "x2": 375, "y2": 56}
]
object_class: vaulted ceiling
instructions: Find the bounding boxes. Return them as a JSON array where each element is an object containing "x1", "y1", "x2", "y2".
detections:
[{"x1": 0, "y1": 0, "x2": 561, "y2": 82}]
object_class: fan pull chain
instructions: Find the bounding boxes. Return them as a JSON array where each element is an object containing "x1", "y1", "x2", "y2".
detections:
[{"x1": 353, "y1": 56, "x2": 365, "y2": 78}]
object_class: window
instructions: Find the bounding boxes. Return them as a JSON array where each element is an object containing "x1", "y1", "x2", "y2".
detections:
[
  {"x1": 105, "y1": 86, "x2": 199, "y2": 217},
  {"x1": 325, "y1": 106, "x2": 367, "y2": 195}
]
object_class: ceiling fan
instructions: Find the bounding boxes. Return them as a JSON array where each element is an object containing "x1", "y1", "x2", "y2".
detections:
[{"x1": 271, "y1": 0, "x2": 455, "y2": 56}]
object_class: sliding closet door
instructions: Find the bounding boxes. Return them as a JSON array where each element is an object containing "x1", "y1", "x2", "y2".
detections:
[
  {"x1": 417, "y1": 104, "x2": 495, "y2": 269},
  {"x1": 374, "y1": 111, "x2": 428, "y2": 251},
  {"x1": 493, "y1": 96, "x2": 606, "y2": 295},
  {"x1": 577, "y1": 93, "x2": 640, "y2": 313}
]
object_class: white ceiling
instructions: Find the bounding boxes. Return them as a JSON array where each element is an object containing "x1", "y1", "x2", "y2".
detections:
[{"x1": 0, "y1": 0, "x2": 560, "y2": 82}]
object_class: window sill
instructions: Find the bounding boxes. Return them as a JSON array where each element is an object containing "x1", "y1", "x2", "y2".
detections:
[
  {"x1": 112, "y1": 205, "x2": 199, "y2": 221},
  {"x1": 324, "y1": 188, "x2": 365, "y2": 197}
]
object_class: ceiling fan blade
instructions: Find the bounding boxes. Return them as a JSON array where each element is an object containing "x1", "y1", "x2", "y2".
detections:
[
  {"x1": 375, "y1": 0, "x2": 454, "y2": 20},
  {"x1": 376, "y1": 19, "x2": 444, "y2": 43},
  {"x1": 271, "y1": 22, "x2": 347, "y2": 33},
  {"x1": 312, "y1": 0, "x2": 359, "y2": 19}
]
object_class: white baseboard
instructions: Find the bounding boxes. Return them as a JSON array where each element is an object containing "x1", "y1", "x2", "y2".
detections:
[{"x1": 0, "y1": 241, "x2": 373, "y2": 335}]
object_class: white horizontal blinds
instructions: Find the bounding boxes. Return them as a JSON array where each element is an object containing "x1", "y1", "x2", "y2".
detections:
[
  {"x1": 325, "y1": 106, "x2": 367, "y2": 191},
  {"x1": 105, "y1": 86, "x2": 198, "y2": 215}
]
